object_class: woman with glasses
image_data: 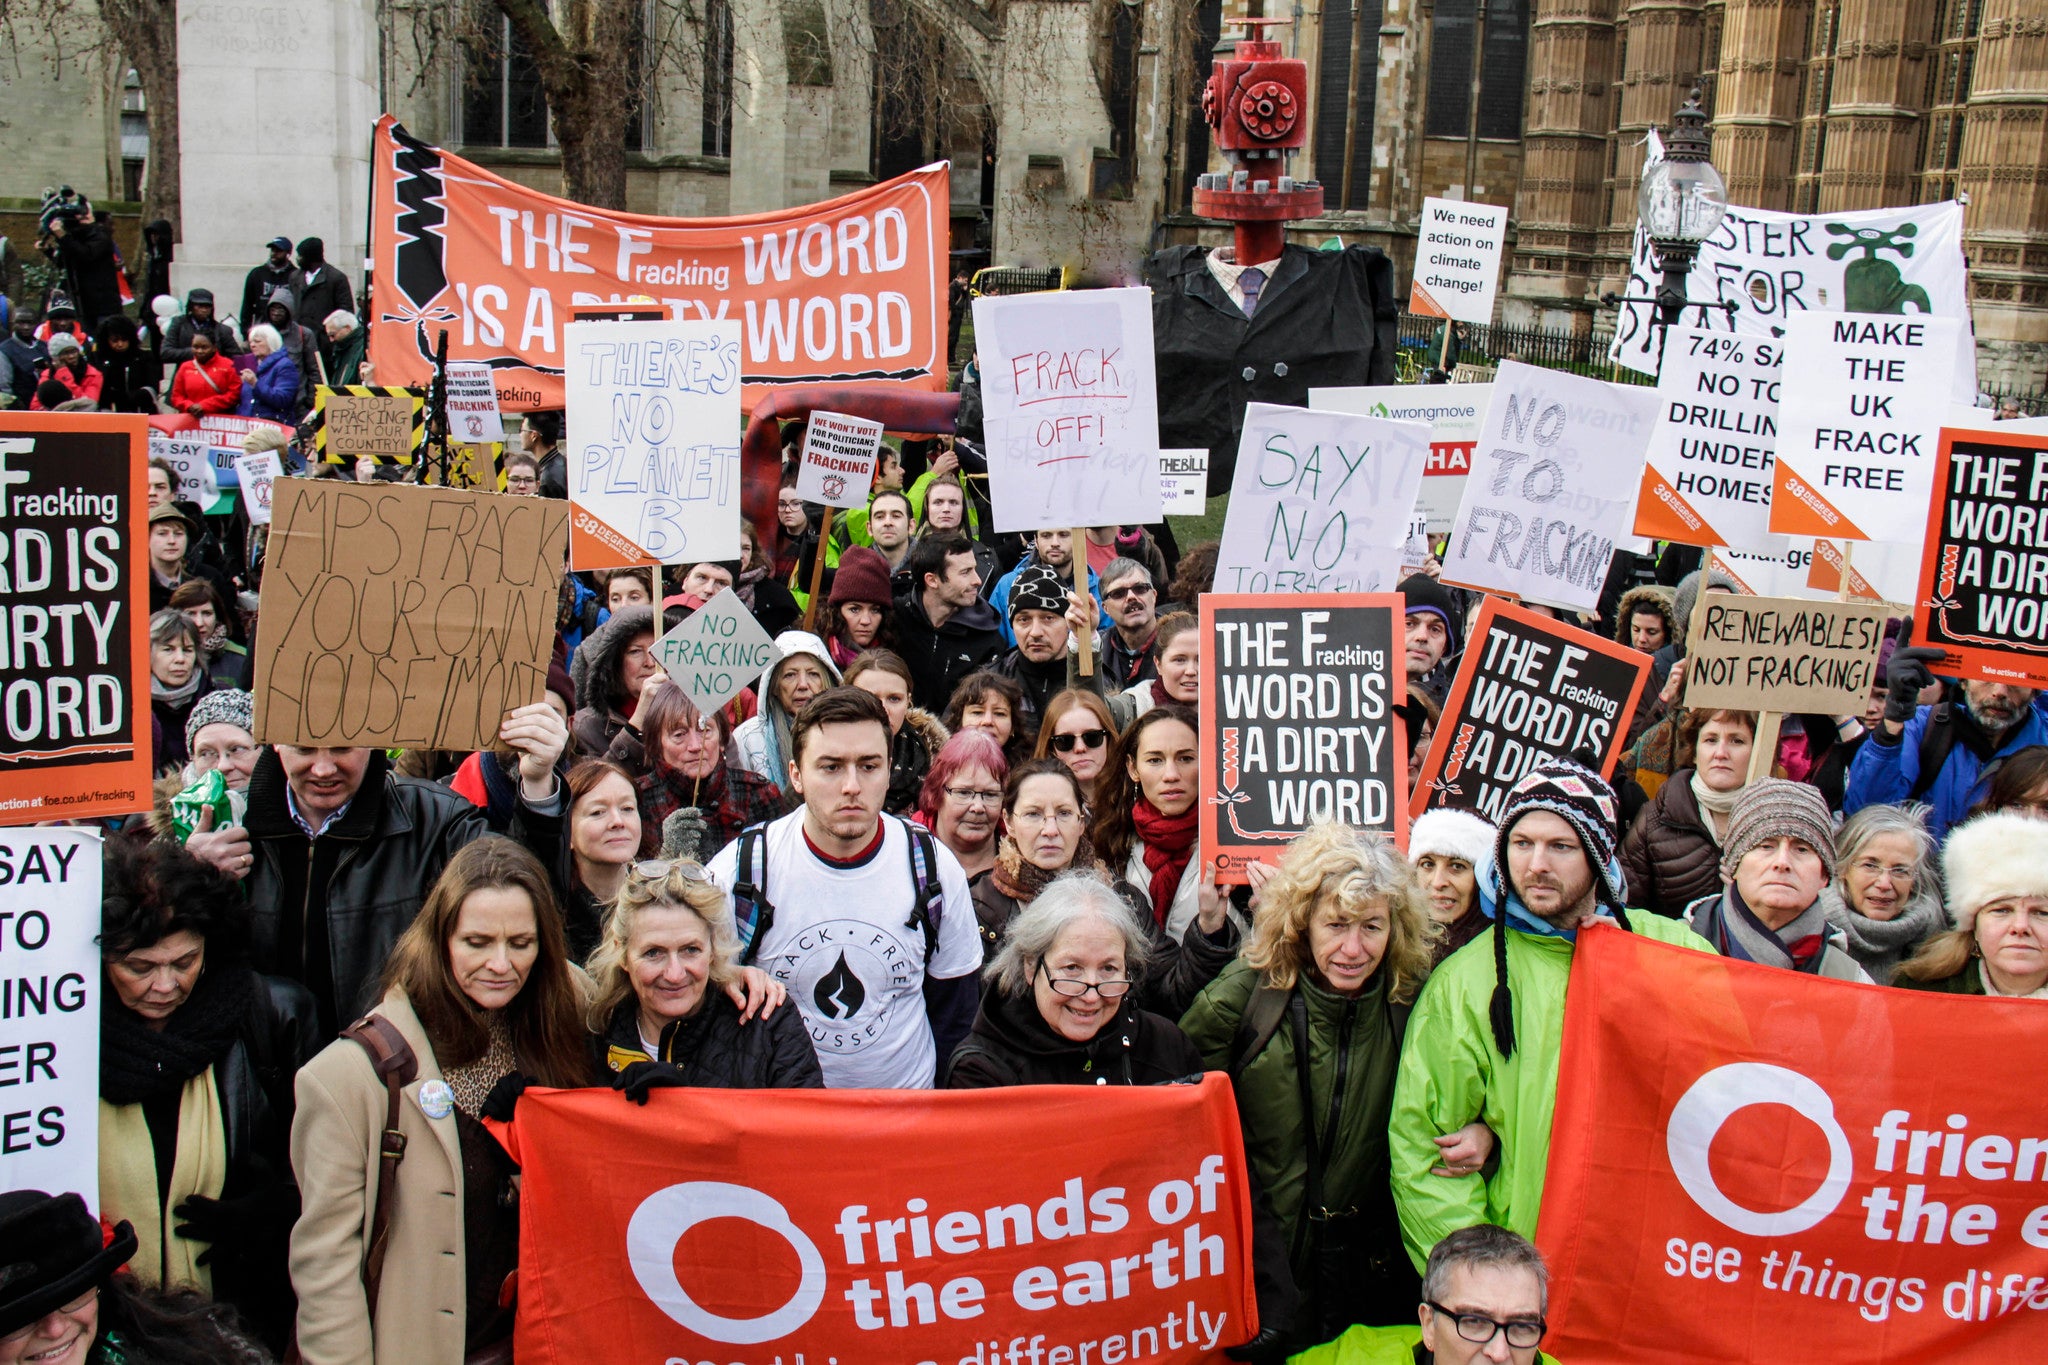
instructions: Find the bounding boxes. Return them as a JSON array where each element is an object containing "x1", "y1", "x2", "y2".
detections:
[
  {"x1": 915, "y1": 728, "x2": 1009, "y2": 882},
  {"x1": 95, "y1": 839, "x2": 316, "y2": 1352},
  {"x1": 180, "y1": 689, "x2": 259, "y2": 793},
  {"x1": 1033, "y1": 688, "x2": 1119, "y2": 802},
  {"x1": 587, "y1": 859, "x2": 821, "y2": 1092},
  {"x1": 845, "y1": 649, "x2": 949, "y2": 815},
  {"x1": 1820, "y1": 803, "x2": 1943, "y2": 982}
]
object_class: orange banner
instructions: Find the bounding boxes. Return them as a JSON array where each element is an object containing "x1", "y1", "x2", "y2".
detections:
[
  {"x1": 0, "y1": 413, "x2": 152, "y2": 824},
  {"x1": 491, "y1": 1077, "x2": 1259, "y2": 1364},
  {"x1": 365, "y1": 117, "x2": 950, "y2": 412},
  {"x1": 1538, "y1": 931, "x2": 2048, "y2": 1362}
]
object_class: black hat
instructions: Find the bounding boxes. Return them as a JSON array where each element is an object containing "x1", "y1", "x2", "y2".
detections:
[
  {"x1": 0, "y1": 1191, "x2": 137, "y2": 1338},
  {"x1": 1009, "y1": 562, "x2": 1069, "y2": 621},
  {"x1": 1398, "y1": 572, "x2": 1461, "y2": 651}
]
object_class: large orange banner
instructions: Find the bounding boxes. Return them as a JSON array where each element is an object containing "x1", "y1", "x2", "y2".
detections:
[
  {"x1": 365, "y1": 117, "x2": 950, "y2": 412},
  {"x1": 1537, "y1": 931, "x2": 2048, "y2": 1362},
  {"x1": 490, "y1": 1076, "x2": 1259, "y2": 1364}
]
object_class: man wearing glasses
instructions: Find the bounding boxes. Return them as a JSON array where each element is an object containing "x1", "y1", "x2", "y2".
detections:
[
  {"x1": 1096, "y1": 557, "x2": 1161, "y2": 687},
  {"x1": 1291, "y1": 1225, "x2": 1557, "y2": 1364}
]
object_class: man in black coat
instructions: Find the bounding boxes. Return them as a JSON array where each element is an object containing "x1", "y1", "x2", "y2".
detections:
[
  {"x1": 43, "y1": 210, "x2": 126, "y2": 327},
  {"x1": 895, "y1": 532, "x2": 1005, "y2": 713},
  {"x1": 241, "y1": 236, "x2": 296, "y2": 335},
  {"x1": 291, "y1": 237, "x2": 355, "y2": 371}
]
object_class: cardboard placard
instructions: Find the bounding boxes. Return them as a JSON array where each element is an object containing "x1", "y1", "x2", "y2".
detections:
[
  {"x1": 1684, "y1": 594, "x2": 1888, "y2": 715},
  {"x1": 1914, "y1": 427, "x2": 2048, "y2": 688},
  {"x1": 1408, "y1": 197, "x2": 1508, "y2": 327},
  {"x1": 1633, "y1": 327, "x2": 1785, "y2": 550},
  {"x1": 236, "y1": 450, "x2": 281, "y2": 526},
  {"x1": 796, "y1": 410, "x2": 886, "y2": 510},
  {"x1": 1160, "y1": 447, "x2": 1209, "y2": 516},
  {"x1": 0, "y1": 414, "x2": 152, "y2": 823},
  {"x1": 253, "y1": 480, "x2": 569, "y2": 751},
  {"x1": 324, "y1": 392, "x2": 416, "y2": 456},
  {"x1": 444, "y1": 360, "x2": 507, "y2": 444},
  {"x1": 1200, "y1": 594, "x2": 1405, "y2": 881},
  {"x1": 563, "y1": 318, "x2": 742, "y2": 569},
  {"x1": 1769, "y1": 312, "x2": 1967, "y2": 544},
  {"x1": 1310, "y1": 384, "x2": 1491, "y2": 534},
  {"x1": 0, "y1": 827, "x2": 101, "y2": 1207},
  {"x1": 1440, "y1": 361, "x2": 1660, "y2": 612},
  {"x1": 1214, "y1": 403, "x2": 1430, "y2": 595},
  {"x1": 1412, "y1": 599, "x2": 1650, "y2": 819},
  {"x1": 649, "y1": 587, "x2": 782, "y2": 719},
  {"x1": 971, "y1": 287, "x2": 1163, "y2": 532}
]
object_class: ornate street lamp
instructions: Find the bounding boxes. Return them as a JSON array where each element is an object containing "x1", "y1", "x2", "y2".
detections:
[{"x1": 1636, "y1": 89, "x2": 1730, "y2": 326}]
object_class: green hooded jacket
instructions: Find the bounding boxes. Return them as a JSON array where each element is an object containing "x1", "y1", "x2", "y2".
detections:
[
  {"x1": 1288, "y1": 1322, "x2": 1562, "y2": 1364},
  {"x1": 1181, "y1": 958, "x2": 1403, "y2": 1281},
  {"x1": 1387, "y1": 914, "x2": 1712, "y2": 1271}
]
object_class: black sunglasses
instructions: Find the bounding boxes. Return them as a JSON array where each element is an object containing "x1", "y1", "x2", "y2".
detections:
[{"x1": 1049, "y1": 728, "x2": 1109, "y2": 753}]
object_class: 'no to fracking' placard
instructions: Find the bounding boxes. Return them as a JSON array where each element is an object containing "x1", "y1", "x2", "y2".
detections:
[
  {"x1": 1916, "y1": 427, "x2": 2048, "y2": 688},
  {"x1": 1214, "y1": 403, "x2": 1430, "y2": 595},
  {"x1": 972, "y1": 287, "x2": 1161, "y2": 533},
  {"x1": 1769, "y1": 312, "x2": 1966, "y2": 545},
  {"x1": 649, "y1": 587, "x2": 783, "y2": 718},
  {"x1": 1200, "y1": 594, "x2": 1405, "y2": 880},
  {"x1": 564, "y1": 317, "x2": 742, "y2": 569},
  {"x1": 1440, "y1": 361, "x2": 1659, "y2": 613}
]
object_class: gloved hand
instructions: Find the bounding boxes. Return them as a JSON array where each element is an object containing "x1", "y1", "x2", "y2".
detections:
[
  {"x1": 1224, "y1": 1327, "x2": 1291, "y2": 1364},
  {"x1": 613, "y1": 1059, "x2": 689, "y2": 1105},
  {"x1": 481, "y1": 1072, "x2": 533, "y2": 1123},
  {"x1": 173, "y1": 1157, "x2": 288, "y2": 1267},
  {"x1": 660, "y1": 807, "x2": 711, "y2": 862},
  {"x1": 1883, "y1": 646, "x2": 1945, "y2": 725}
]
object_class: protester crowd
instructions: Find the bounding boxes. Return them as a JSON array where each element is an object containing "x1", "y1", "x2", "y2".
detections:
[{"x1": 9, "y1": 233, "x2": 2048, "y2": 1365}]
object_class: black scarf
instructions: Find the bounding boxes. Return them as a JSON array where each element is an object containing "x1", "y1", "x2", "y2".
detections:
[{"x1": 100, "y1": 963, "x2": 254, "y2": 1105}]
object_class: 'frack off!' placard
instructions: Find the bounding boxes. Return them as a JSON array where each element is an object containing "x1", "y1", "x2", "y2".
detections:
[
  {"x1": 1684, "y1": 594, "x2": 1888, "y2": 716},
  {"x1": 1412, "y1": 599, "x2": 1650, "y2": 819},
  {"x1": 1199, "y1": 594, "x2": 1404, "y2": 880},
  {"x1": 1441, "y1": 361, "x2": 1659, "y2": 613},
  {"x1": 1916, "y1": 427, "x2": 2048, "y2": 688},
  {"x1": 1769, "y1": 312, "x2": 1967, "y2": 545},
  {"x1": 971, "y1": 287, "x2": 1162, "y2": 532},
  {"x1": 255, "y1": 480, "x2": 570, "y2": 752},
  {"x1": 1214, "y1": 404, "x2": 1429, "y2": 594},
  {"x1": 563, "y1": 318, "x2": 742, "y2": 569},
  {"x1": 0, "y1": 827, "x2": 100, "y2": 1207}
]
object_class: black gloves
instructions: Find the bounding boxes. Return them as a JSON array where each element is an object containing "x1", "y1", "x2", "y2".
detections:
[
  {"x1": 481, "y1": 1072, "x2": 533, "y2": 1123},
  {"x1": 173, "y1": 1157, "x2": 290, "y2": 1267},
  {"x1": 613, "y1": 1060, "x2": 689, "y2": 1105},
  {"x1": 1883, "y1": 646, "x2": 1945, "y2": 725}
]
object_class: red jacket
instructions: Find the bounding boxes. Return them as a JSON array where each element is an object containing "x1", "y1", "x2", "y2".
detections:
[
  {"x1": 30, "y1": 360, "x2": 103, "y2": 408},
  {"x1": 171, "y1": 354, "x2": 242, "y2": 414}
]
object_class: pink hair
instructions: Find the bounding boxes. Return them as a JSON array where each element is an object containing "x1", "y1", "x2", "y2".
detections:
[{"x1": 917, "y1": 727, "x2": 1010, "y2": 822}]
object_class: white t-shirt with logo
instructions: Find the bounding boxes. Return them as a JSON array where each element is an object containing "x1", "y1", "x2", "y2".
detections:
[{"x1": 706, "y1": 810, "x2": 981, "y2": 1089}]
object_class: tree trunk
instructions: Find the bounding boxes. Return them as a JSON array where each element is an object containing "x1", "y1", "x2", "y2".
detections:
[
  {"x1": 496, "y1": 0, "x2": 640, "y2": 210},
  {"x1": 554, "y1": 83, "x2": 633, "y2": 209},
  {"x1": 99, "y1": 0, "x2": 181, "y2": 234}
]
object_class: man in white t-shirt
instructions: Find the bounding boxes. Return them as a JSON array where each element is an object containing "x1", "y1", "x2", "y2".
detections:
[{"x1": 706, "y1": 687, "x2": 982, "y2": 1088}]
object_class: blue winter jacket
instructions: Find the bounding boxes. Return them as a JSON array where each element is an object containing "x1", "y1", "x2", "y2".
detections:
[
  {"x1": 1843, "y1": 697, "x2": 2048, "y2": 843},
  {"x1": 242, "y1": 350, "x2": 301, "y2": 422}
]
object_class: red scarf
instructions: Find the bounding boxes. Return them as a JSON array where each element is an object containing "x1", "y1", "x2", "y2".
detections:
[{"x1": 1131, "y1": 797, "x2": 1198, "y2": 926}]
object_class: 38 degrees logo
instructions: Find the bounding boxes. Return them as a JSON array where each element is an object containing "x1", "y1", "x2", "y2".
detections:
[{"x1": 1667, "y1": 1063, "x2": 1854, "y2": 1236}]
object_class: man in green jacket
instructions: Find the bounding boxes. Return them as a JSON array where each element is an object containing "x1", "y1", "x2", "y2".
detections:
[
  {"x1": 1290, "y1": 1224, "x2": 1561, "y2": 1364},
  {"x1": 1389, "y1": 758, "x2": 1713, "y2": 1271}
]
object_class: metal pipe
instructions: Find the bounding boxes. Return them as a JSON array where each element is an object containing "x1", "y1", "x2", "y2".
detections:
[{"x1": 1462, "y1": 0, "x2": 1487, "y2": 203}]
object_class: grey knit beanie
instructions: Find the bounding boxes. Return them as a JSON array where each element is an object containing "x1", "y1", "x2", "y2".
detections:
[
  {"x1": 1719, "y1": 778, "x2": 1836, "y2": 881},
  {"x1": 184, "y1": 688, "x2": 255, "y2": 755}
]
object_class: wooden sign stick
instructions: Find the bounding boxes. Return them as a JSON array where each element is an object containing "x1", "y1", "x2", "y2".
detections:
[
  {"x1": 801, "y1": 508, "x2": 834, "y2": 632},
  {"x1": 1748, "y1": 712, "x2": 1782, "y2": 784},
  {"x1": 1072, "y1": 527, "x2": 1093, "y2": 677}
]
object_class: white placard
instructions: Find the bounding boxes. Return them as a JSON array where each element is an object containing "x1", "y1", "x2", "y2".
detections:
[
  {"x1": 649, "y1": 587, "x2": 783, "y2": 719},
  {"x1": 1810, "y1": 536, "x2": 1923, "y2": 606},
  {"x1": 150, "y1": 434, "x2": 220, "y2": 508},
  {"x1": 1711, "y1": 543, "x2": 1824, "y2": 601},
  {"x1": 971, "y1": 287, "x2": 1162, "y2": 532},
  {"x1": 1409, "y1": 197, "x2": 1509, "y2": 327},
  {"x1": 1214, "y1": 403, "x2": 1431, "y2": 594},
  {"x1": 1769, "y1": 313, "x2": 1966, "y2": 545},
  {"x1": 1159, "y1": 448, "x2": 1209, "y2": 516},
  {"x1": 1608, "y1": 197, "x2": 1969, "y2": 375},
  {"x1": 1632, "y1": 328, "x2": 1784, "y2": 551},
  {"x1": 236, "y1": 450, "x2": 281, "y2": 525},
  {"x1": 1440, "y1": 361, "x2": 1661, "y2": 613},
  {"x1": 0, "y1": 827, "x2": 101, "y2": 1209},
  {"x1": 564, "y1": 318, "x2": 742, "y2": 569},
  {"x1": 444, "y1": 361, "x2": 506, "y2": 444},
  {"x1": 1311, "y1": 383, "x2": 1491, "y2": 533},
  {"x1": 796, "y1": 411, "x2": 886, "y2": 510}
]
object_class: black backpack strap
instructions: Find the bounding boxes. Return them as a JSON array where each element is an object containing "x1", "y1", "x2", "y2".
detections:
[
  {"x1": 1908, "y1": 700, "x2": 1956, "y2": 803},
  {"x1": 731, "y1": 825, "x2": 775, "y2": 964},
  {"x1": 903, "y1": 820, "x2": 946, "y2": 967},
  {"x1": 1226, "y1": 983, "x2": 1293, "y2": 1081}
]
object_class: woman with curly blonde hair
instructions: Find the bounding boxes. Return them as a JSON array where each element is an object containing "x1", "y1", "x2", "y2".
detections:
[
  {"x1": 1180, "y1": 822, "x2": 1492, "y2": 1344},
  {"x1": 585, "y1": 859, "x2": 821, "y2": 1095}
]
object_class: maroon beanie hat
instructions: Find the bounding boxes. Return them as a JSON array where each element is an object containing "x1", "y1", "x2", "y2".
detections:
[{"x1": 829, "y1": 546, "x2": 895, "y2": 608}]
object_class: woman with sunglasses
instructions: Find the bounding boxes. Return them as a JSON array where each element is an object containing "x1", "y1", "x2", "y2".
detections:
[
  {"x1": 1033, "y1": 689, "x2": 1119, "y2": 802},
  {"x1": 588, "y1": 860, "x2": 821, "y2": 1093},
  {"x1": 915, "y1": 728, "x2": 1010, "y2": 882}
]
